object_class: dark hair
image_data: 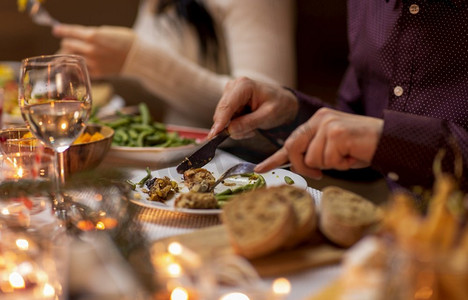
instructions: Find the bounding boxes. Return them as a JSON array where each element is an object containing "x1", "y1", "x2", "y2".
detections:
[{"x1": 157, "y1": 0, "x2": 219, "y2": 62}]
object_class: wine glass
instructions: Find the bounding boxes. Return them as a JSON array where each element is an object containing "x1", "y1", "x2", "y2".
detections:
[{"x1": 18, "y1": 54, "x2": 92, "y2": 208}]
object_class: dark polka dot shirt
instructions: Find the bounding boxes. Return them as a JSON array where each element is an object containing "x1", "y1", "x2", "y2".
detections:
[{"x1": 279, "y1": 0, "x2": 468, "y2": 191}]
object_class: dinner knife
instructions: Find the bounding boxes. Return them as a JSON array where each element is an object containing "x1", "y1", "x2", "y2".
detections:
[{"x1": 176, "y1": 128, "x2": 230, "y2": 174}]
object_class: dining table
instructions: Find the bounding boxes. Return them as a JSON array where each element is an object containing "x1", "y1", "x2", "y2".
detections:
[{"x1": 63, "y1": 135, "x2": 390, "y2": 300}]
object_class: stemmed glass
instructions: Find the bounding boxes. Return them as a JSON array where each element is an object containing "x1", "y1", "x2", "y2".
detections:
[{"x1": 18, "y1": 54, "x2": 92, "y2": 210}]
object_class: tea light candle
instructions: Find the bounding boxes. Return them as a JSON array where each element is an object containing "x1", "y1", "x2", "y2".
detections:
[
  {"x1": 0, "y1": 228, "x2": 63, "y2": 300},
  {"x1": 1, "y1": 265, "x2": 60, "y2": 300},
  {"x1": 220, "y1": 292, "x2": 250, "y2": 300},
  {"x1": 271, "y1": 277, "x2": 291, "y2": 296}
]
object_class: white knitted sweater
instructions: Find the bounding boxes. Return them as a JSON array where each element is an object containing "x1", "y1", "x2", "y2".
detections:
[{"x1": 121, "y1": 0, "x2": 296, "y2": 128}]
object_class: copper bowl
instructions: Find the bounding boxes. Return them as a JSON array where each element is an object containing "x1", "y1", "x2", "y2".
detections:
[{"x1": 0, "y1": 124, "x2": 114, "y2": 175}]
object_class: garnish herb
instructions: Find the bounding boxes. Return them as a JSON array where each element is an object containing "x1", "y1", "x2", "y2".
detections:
[{"x1": 284, "y1": 176, "x2": 295, "y2": 185}]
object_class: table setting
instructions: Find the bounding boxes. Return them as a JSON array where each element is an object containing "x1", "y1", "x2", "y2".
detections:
[
  {"x1": 0, "y1": 7, "x2": 467, "y2": 297},
  {"x1": 0, "y1": 52, "x2": 346, "y2": 300}
]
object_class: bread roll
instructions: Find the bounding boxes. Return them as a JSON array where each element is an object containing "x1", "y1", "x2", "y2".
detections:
[
  {"x1": 221, "y1": 187, "x2": 297, "y2": 259},
  {"x1": 319, "y1": 186, "x2": 382, "y2": 248}
]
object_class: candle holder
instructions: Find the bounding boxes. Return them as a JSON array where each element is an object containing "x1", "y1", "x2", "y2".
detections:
[
  {"x1": 0, "y1": 223, "x2": 68, "y2": 300},
  {"x1": 0, "y1": 151, "x2": 57, "y2": 227},
  {"x1": 149, "y1": 241, "x2": 291, "y2": 300},
  {"x1": 0, "y1": 148, "x2": 69, "y2": 300}
]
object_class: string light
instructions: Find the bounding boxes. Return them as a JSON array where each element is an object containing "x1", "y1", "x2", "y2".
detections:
[
  {"x1": 170, "y1": 287, "x2": 189, "y2": 300},
  {"x1": 168, "y1": 263, "x2": 182, "y2": 277},
  {"x1": 9, "y1": 272, "x2": 25, "y2": 289},
  {"x1": 16, "y1": 166, "x2": 24, "y2": 178},
  {"x1": 168, "y1": 242, "x2": 183, "y2": 256},
  {"x1": 220, "y1": 292, "x2": 250, "y2": 300},
  {"x1": 42, "y1": 283, "x2": 55, "y2": 297},
  {"x1": 15, "y1": 239, "x2": 29, "y2": 251},
  {"x1": 272, "y1": 277, "x2": 291, "y2": 295}
]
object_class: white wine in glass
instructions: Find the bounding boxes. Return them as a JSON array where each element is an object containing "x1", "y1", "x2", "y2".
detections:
[{"x1": 18, "y1": 54, "x2": 92, "y2": 188}]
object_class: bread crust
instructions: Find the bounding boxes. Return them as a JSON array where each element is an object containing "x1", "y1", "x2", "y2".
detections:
[
  {"x1": 221, "y1": 187, "x2": 298, "y2": 259},
  {"x1": 319, "y1": 186, "x2": 382, "y2": 248},
  {"x1": 273, "y1": 185, "x2": 317, "y2": 248}
]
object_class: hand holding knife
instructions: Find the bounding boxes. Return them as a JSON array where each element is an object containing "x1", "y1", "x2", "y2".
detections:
[{"x1": 176, "y1": 128, "x2": 230, "y2": 174}]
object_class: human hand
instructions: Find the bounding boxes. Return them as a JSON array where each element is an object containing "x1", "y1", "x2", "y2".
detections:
[
  {"x1": 53, "y1": 24, "x2": 135, "y2": 78},
  {"x1": 255, "y1": 108, "x2": 384, "y2": 179},
  {"x1": 209, "y1": 77, "x2": 299, "y2": 139}
]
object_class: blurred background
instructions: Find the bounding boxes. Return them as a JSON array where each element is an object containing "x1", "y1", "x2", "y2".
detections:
[{"x1": 0, "y1": 0, "x2": 348, "y2": 106}]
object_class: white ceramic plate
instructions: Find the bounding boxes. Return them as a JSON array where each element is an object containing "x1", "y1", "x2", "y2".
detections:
[
  {"x1": 129, "y1": 161, "x2": 308, "y2": 215},
  {"x1": 106, "y1": 125, "x2": 209, "y2": 167}
]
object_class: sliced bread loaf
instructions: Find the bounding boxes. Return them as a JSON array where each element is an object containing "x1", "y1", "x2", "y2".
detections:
[
  {"x1": 272, "y1": 185, "x2": 317, "y2": 248},
  {"x1": 319, "y1": 186, "x2": 382, "y2": 248},
  {"x1": 221, "y1": 187, "x2": 297, "y2": 259}
]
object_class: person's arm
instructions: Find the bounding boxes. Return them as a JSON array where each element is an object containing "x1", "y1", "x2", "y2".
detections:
[
  {"x1": 122, "y1": 0, "x2": 295, "y2": 125},
  {"x1": 219, "y1": 0, "x2": 296, "y2": 87},
  {"x1": 372, "y1": 110, "x2": 468, "y2": 191}
]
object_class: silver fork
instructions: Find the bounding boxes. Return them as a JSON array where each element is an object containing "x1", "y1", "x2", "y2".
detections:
[
  {"x1": 210, "y1": 162, "x2": 257, "y2": 192},
  {"x1": 210, "y1": 162, "x2": 292, "y2": 192},
  {"x1": 25, "y1": 0, "x2": 60, "y2": 27}
]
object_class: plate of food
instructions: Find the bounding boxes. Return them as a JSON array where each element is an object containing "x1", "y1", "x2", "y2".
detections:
[
  {"x1": 94, "y1": 103, "x2": 209, "y2": 166},
  {"x1": 128, "y1": 159, "x2": 308, "y2": 215}
]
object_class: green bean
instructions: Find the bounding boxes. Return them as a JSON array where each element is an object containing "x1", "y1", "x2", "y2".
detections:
[
  {"x1": 107, "y1": 117, "x2": 130, "y2": 128},
  {"x1": 128, "y1": 129, "x2": 138, "y2": 140},
  {"x1": 139, "y1": 102, "x2": 151, "y2": 125},
  {"x1": 155, "y1": 139, "x2": 173, "y2": 148},
  {"x1": 138, "y1": 167, "x2": 152, "y2": 187},
  {"x1": 126, "y1": 180, "x2": 137, "y2": 190},
  {"x1": 115, "y1": 129, "x2": 129, "y2": 143},
  {"x1": 215, "y1": 194, "x2": 233, "y2": 201},
  {"x1": 215, "y1": 174, "x2": 265, "y2": 206},
  {"x1": 152, "y1": 122, "x2": 166, "y2": 131},
  {"x1": 128, "y1": 140, "x2": 138, "y2": 147},
  {"x1": 146, "y1": 132, "x2": 166, "y2": 144},
  {"x1": 231, "y1": 184, "x2": 251, "y2": 194},
  {"x1": 131, "y1": 115, "x2": 143, "y2": 123},
  {"x1": 95, "y1": 102, "x2": 196, "y2": 147},
  {"x1": 240, "y1": 173, "x2": 255, "y2": 178},
  {"x1": 137, "y1": 130, "x2": 153, "y2": 147},
  {"x1": 255, "y1": 175, "x2": 266, "y2": 188},
  {"x1": 130, "y1": 123, "x2": 155, "y2": 132},
  {"x1": 167, "y1": 141, "x2": 184, "y2": 147}
]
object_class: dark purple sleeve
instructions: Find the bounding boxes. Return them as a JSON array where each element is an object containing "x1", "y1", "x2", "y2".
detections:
[{"x1": 371, "y1": 110, "x2": 468, "y2": 191}]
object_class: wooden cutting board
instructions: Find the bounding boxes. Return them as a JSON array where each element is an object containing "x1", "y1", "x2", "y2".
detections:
[{"x1": 157, "y1": 225, "x2": 345, "y2": 277}]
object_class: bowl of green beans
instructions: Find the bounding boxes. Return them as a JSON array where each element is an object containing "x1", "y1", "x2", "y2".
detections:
[{"x1": 93, "y1": 103, "x2": 208, "y2": 167}]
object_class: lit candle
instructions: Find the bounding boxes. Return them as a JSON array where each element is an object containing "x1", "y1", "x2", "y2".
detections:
[
  {"x1": 171, "y1": 287, "x2": 189, "y2": 300},
  {"x1": 272, "y1": 277, "x2": 291, "y2": 296},
  {"x1": 16, "y1": 166, "x2": 24, "y2": 178},
  {"x1": 220, "y1": 292, "x2": 250, "y2": 300},
  {"x1": 9, "y1": 271, "x2": 25, "y2": 289},
  {"x1": 15, "y1": 238, "x2": 29, "y2": 251}
]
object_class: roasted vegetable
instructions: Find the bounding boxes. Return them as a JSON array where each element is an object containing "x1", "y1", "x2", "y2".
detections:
[{"x1": 215, "y1": 173, "x2": 266, "y2": 203}]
